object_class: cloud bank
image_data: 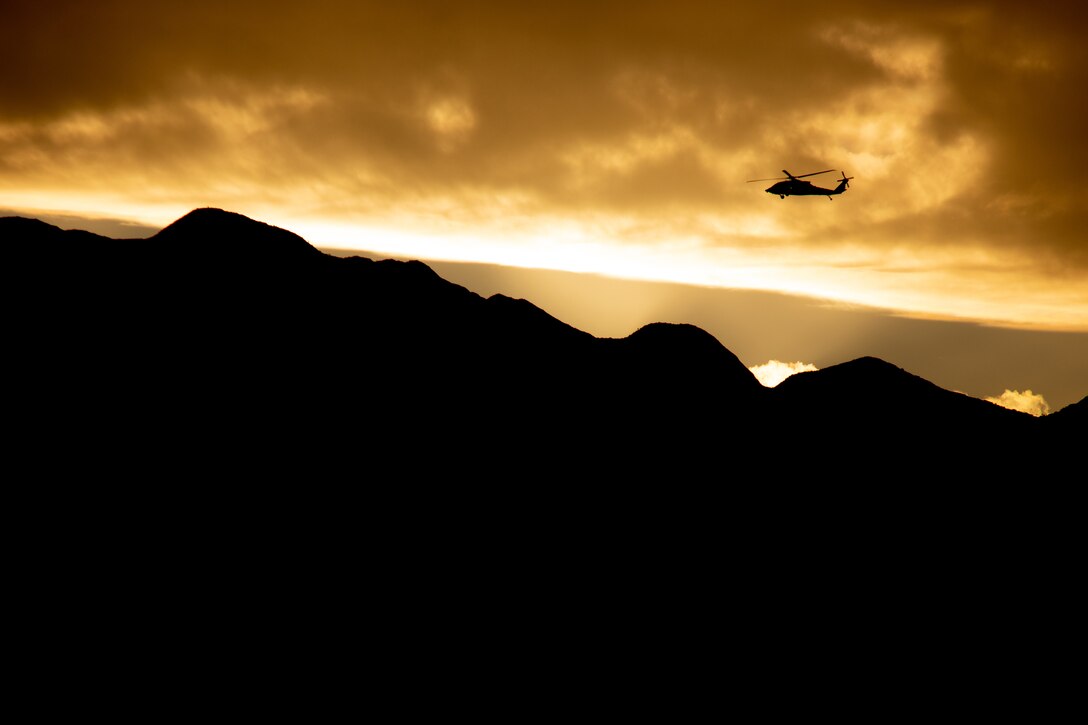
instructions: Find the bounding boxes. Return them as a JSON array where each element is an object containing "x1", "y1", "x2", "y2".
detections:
[{"x1": 3, "y1": 1, "x2": 1088, "y2": 329}]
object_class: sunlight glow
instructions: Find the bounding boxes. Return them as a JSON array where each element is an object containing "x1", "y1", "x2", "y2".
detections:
[{"x1": 6, "y1": 192, "x2": 1087, "y2": 332}]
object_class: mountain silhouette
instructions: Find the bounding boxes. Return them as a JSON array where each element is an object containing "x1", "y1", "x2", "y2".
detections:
[
  {"x1": 3, "y1": 207, "x2": 1081, "y2": 477},
  {"x1": 773, "y1": 355, "x2": 1039, "y2": 431}
]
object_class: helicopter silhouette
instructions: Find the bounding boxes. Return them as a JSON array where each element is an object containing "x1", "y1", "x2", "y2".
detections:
[{"x1": 747, "y1": 169, "x2": 854, "y2": 199}]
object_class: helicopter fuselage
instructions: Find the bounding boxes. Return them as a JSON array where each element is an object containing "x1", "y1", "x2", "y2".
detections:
[{"x1": 766, "y1": 178, "x2": 848, "y2": 199}]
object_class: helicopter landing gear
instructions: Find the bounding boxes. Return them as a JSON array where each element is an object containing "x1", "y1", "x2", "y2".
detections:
[{"x1": 779, "y1": 195, "x2": 785, "y2": 199}]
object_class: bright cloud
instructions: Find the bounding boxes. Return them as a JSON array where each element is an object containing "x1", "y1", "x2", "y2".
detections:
[
  {"x1": 749, "y1": 360, "x2": 819, "y2": 387},
  {"x1": 985, "y1": 389, "x2": 1050, "y2": 417}
]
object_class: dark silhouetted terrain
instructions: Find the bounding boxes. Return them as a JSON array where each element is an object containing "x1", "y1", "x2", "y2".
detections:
[{"x1": 4, "y1": 208, "x2": 1082, "y2": 479}]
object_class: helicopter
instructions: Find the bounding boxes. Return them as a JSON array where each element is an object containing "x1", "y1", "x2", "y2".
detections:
[{"x1": 747, "y1": 169, "x2": 854, "y2": 199}]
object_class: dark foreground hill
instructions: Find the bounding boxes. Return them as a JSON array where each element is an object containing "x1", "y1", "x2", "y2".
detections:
[
  {"x1": 10, "y1": 208, "x2": 1083, "y2": 702},
  {"x1": 3, "y1": 208, "x2": 1081, "y2": 477}
]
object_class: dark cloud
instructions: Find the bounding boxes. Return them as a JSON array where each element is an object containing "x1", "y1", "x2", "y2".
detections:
[{"x1": 0, "y1": 3, "x2": 874, "y2": 119}]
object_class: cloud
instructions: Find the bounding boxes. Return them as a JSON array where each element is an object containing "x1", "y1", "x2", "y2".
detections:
[
  {"x1": 985, "y1": 389, "x2": 1050, "y2": 417},
  {"x1": 2, "y1": 1, "x2": 1087, "y2": 329},
  {"x1": 749, "y1": 360, "x2": 819, "y2": 387}
]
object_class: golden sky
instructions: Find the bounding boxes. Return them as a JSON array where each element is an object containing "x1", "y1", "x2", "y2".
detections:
[{"x1": 3, "y1": 1, "x2": 1087, "y2": 408}]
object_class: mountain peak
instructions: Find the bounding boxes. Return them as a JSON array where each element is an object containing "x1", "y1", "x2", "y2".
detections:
[
  {"x1": 152, "y1": 208, "x2": 326, "y2": 264},
  {"x1": 153, "y1": 207, "x2": 258, "y2": 235},
  {"x1": 617, "y1": 321, "x2": 764, "y2": 396},
  {"x1": 1, "y1": 216, "x2": 62, "y2": 235}
]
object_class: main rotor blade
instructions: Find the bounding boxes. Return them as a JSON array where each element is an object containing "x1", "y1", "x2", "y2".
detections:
[{"x1": 747, "y1": 169, "x2": 837, "y2": 182}]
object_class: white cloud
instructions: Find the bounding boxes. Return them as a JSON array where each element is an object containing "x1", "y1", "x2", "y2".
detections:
[
  {"x1": 749, "y1": 360, "x2": 818, "y2": 387},
  {"x1": 985, "y1": 389, "x2": 1050, "y2": 417}
]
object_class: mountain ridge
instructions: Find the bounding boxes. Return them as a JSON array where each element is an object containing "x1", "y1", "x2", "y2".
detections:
[{"x1": 3, "y1": 207, "x2": 1081, "y2": 474}]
